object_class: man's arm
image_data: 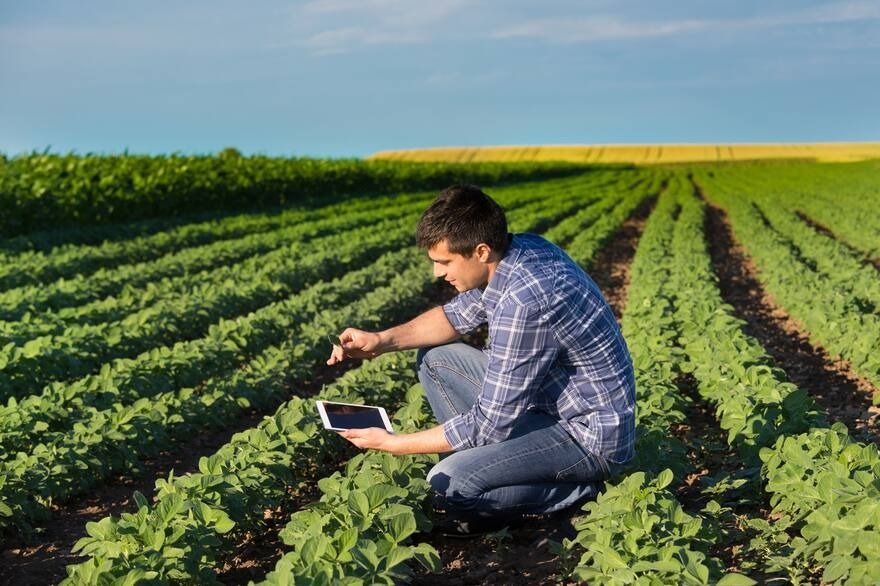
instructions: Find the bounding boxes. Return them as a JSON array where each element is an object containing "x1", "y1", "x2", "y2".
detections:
[{"x1": 327, "y1": 305, "x2": 459, "y2": 365}]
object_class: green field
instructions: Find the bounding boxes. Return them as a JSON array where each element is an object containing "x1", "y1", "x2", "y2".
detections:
[{"x1": 0, "y1": 155, "x2": 878, "y2": 585}]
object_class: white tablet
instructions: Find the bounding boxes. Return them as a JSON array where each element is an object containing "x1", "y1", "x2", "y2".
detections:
[{"x1": 316, "y1": 400, "x2": 394, "y2": 433}]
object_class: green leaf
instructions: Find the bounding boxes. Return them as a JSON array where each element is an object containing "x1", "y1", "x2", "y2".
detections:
[
  {"x1": 655, "y1": 468, "x2": 674, "y2": 489},
  {"x1": 385, "y1": 512, "x2": 417, "y2": 543},
  {"x1": 384, "y1": 545, "x2": 414, "y2": 570}
]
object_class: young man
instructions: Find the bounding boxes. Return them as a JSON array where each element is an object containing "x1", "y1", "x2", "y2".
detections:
[{"x1": 327, "y1": 184, "x2": 636, "y2": 530}]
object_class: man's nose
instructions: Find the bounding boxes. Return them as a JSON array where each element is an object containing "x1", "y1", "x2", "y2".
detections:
[{"x1": 433, "y1": 264, "x2": 445, "y2": 279}]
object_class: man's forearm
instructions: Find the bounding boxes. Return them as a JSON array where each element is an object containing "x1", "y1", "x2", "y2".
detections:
[
  {"x1": 377, "y1": 306, "x2": 459, "y2": 353},
  {"x1": 390, "y1": 424, "x2": 453, "y2": 455}
]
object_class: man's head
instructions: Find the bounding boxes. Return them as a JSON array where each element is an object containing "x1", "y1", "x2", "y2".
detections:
[{"x1": 416, "y1": 184, "x2": 509, "y2": 292}]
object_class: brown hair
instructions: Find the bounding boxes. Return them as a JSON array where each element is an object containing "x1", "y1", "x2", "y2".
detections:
[{"x1": 415, "y1": 184, "x2": 509, "y2": 256}]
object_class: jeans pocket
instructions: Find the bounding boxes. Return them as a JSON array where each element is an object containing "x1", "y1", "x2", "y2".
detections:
[{"x1": 555, "y1": 449, "x2": 610, "y2": 483}]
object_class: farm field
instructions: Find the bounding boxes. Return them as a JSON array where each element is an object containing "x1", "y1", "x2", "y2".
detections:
[
  {"x1": 0, "y1": 155, "x2": 879, "y2": 585},
  {"x1": 370, "y1": 143, "x2": 880, "y2": 165}
]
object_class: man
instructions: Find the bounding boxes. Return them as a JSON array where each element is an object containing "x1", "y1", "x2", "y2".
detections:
[{"x1": 327, "y1": 184, "x2": 636, "y2": 533}]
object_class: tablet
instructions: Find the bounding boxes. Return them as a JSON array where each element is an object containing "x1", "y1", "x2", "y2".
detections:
[{"x1": 316, "y1": 400, "x2": 394, "y2": 433}]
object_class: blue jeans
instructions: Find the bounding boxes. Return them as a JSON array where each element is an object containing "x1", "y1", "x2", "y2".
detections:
[{"x1": 416, "y1": 342, "x2": 611, "y2": 517}]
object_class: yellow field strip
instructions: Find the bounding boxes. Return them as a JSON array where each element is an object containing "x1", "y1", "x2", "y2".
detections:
[{"x1": 369, "y1": 143, "x2": 880, "y2": 164}]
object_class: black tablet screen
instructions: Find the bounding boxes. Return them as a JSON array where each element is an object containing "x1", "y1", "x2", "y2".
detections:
[{"x1": 324, "y1": 403, "x2": 386, "y2": 429}]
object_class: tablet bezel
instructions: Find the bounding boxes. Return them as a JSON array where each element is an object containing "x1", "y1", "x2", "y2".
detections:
[{"x1": 316, "y1": 400, "x2": 394, "y2": 433}]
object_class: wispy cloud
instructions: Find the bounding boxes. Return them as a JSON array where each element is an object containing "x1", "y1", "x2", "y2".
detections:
[
  {"x1": 294, "y1": 0, "x2": 471, "y2": 54},
  {"x1": 491, "y1": 1, "x2": 880, "y2": 43},
  {"x1": 300, "y1": 26, "x2": 425, "y2": 55},
  {"x1": 492, "y1": 16, "x2": 709, "y2": 43}
]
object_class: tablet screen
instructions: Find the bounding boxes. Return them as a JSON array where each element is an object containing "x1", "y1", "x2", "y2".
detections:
[{"x1": 322, "y1": 402, "x2": 388, "y2": 430}]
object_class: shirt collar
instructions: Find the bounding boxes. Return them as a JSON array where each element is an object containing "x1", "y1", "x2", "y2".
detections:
[{"x1": 481, "y1": 233, "x2": 520, "y2": 311}]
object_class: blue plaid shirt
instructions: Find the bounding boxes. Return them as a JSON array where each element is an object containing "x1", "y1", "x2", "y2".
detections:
[{"x1": 442, "y1": 233, "x2": 636, "y2": 464}]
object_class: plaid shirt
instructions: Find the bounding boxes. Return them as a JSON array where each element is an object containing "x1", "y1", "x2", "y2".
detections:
[{"x1": 442, "y1": 233, "x2": 636, "y2": 464}]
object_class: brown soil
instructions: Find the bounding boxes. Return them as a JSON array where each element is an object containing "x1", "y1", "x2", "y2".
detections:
[
  {"x1": 671, "y1": 373, "x2": 769, "y2": 576},
  {"x1": 588, "y1": 195, "x2": 657, "y2": 320},
  {"x1": 412, "y1": 516, "x2": 579, "y2": 586},
  {"x1": 214, "y1": 464, "x2": 336, "y2": 584},
  {"x1": 698, "y1": 182, "x2": 880, "y2": 447}
]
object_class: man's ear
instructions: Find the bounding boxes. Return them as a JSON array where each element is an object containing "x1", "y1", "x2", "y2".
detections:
[{"x1": 475, "y1": 243, "x2": 492, "y2": 262}]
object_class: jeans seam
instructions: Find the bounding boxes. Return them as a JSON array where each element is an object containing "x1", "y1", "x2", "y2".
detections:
[
  {"x1": 425, "y1": 361, "x2": 482, "y2": 389},
  {"x1": 556, "y1": 451, "x2": 609, "y2": 482},
  {"x1": 424, "y1": 363, "x2": 461, "y2": 418}
]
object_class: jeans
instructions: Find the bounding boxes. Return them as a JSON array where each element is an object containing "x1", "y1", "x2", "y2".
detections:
[{"x1": 416, "y1": 342, "x2": 611, "y2": 517}]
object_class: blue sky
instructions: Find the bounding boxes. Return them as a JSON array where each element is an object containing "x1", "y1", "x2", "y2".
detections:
[{"x1": 1, "y1": 0, "x2": 879, "y2": 158}]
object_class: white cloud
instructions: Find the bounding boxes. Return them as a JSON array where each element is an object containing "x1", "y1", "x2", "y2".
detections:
[
  {"x1": 491, "y1": 1, "x2": 880, "y2": 43},
  {"x1": 300, "y1": 26, "x2": 425, "y2": 55},
  {"x1": 293, "y1": 0, "x2": 472, "y2": 54},
  {"x1": 492, "y1": 16, "x2": 709, "y2": 42}
]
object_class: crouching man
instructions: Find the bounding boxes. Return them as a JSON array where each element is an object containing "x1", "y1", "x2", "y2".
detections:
[{"x1": 327, "y1": 184, "x2": 636, "y2": 534}]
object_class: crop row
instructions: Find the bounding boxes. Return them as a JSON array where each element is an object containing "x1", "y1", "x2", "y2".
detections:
[
  {"x1": 0, "y1": 255, "x2": 430, "y2": 542},
  {"x1": 0, "y1": 181, "x2": 591, "y2": 455},
  {"x1": 710, "y1": 171, "x2": 880, "y2": 310},
  {"x1": 252, "y1": 173, "x2": 680, "y2": 585},
  {"x1": 706, "y1": 163, "x2": 880, "y2": 259},
  {"x1": 1, "y1": 170, "x2": 618, "y2": 293},
  {"x1": 249, "y1": 172, "x2": 730, "y2": 585},
  {"x1": 669, "y1": 175, "x2": 880, "y2": 584},
  {"x1": 255, "y1": 176, "x2": 677, "y2": 585},
  {"x1": 0, "y1": 187, "x2": 434, "y2": 292},
  {"x1": 0, "y1": 249, "x2": 420, "y2": 457},
  {"x1": 696, "y1": 172, "x2": 880, "y2": 388}
]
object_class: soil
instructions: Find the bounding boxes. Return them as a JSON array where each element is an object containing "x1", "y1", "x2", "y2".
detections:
[
  {"x1": 698, "y1": 182, "x2": 880, "y2": 447},
  {"x1": 587, "y1": 195, "x2": 657, "y2": 320},
  {"x1": 671, "y1": 372, "x2": 772, "y2": 577}
]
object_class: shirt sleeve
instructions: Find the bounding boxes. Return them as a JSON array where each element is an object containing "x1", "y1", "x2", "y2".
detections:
[
  {"x1": 443, "y1": 301, "x2": 559, "y2": 450},
  {"x1": 442, "y1": 288, "x2": 487, "y2": 335}
]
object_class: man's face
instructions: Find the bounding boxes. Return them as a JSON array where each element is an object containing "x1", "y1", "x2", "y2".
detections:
[{"x1": 427, "y1": 239, "x2": 491, "y2": 293}]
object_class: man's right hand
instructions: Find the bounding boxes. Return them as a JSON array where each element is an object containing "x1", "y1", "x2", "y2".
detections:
[{"x1": 326, "y1": 328, "x2": 384, "y2": 365}]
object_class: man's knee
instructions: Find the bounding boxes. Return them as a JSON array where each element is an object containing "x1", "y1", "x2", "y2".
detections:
[{"x1": 426, "y1": 457, "x2": 482, "y2": 510}]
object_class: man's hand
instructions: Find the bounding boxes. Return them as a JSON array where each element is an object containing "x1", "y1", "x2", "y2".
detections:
[
  {"x1": 326, "y1": 328, "x2": 384, "y2": 365},
  {"x1": 339, "y1": 424, "x2": 453, "y2": 456},
  {"x1": 338, "y1": 427, "x2": 402, "y2": 454}
]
